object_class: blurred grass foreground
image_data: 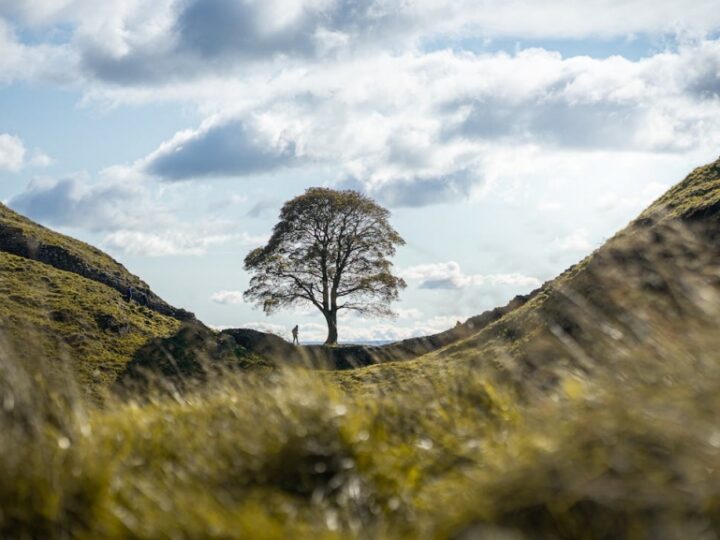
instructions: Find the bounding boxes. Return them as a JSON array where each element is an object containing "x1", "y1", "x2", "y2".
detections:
[{"x1": 2, "y1": 158, "x2": 720, "y2": 539}]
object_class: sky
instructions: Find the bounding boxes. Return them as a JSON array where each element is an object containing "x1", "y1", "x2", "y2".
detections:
[{"x1": 0, "y1": 0, "x2": 719, "y2": 343}]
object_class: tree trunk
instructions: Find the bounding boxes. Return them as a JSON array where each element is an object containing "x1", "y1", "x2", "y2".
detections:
[{"x1": 323, "y1": 310, "x2": 338, "y2": 345}]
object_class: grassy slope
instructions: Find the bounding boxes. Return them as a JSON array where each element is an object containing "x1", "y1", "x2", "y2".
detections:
[
  {"x1": 0, "y1": 251, "x2": 181, "y2": 392},
  {"x1": 0, "y1": 203, "x2": 150, "y2": 291},
  {"x1": 338, "y1": 157, "x2": 720, "y2": 391},
  {"x1": 0, "y1": 203, "x2": 195, "y2": 394},
  {"x1": 639, "y1": 156, "x2": 720, "y2": 220},
  {"x1": 6, "y1": 323, "x2": 720, "y2": 538}
]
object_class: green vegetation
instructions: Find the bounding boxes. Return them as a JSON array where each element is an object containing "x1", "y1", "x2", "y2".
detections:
[
  {"x1": 0, "y1": 202, "x2": 192, "y2": 320},
  {"x1": 0, "y1": 203, "x2": 150, "y2": 292},
  {"x1": 118, "y1": 323, "x2": 271, "y2": 388},
  {"x1": 0, "y1": 251, "x2": 181, "y2": 392},
  {"x1": 0, "y1": 202, "x2": 196, "y2": 396},
  {"x1": 639, "y1": 158, "x2": 720, "y2": 221},
  {"x1": 4, "y1": 322, "x2": 720, "y2": 538},
  {"x1": 1, "y1": 157, "x2": 720, "y2": 537}
]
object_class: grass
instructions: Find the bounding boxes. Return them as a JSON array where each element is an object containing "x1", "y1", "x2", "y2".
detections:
[
  {"x1": 118, "y1": 322, "x2": 271, "y2": 388},
  {"x1": 0, "y1": 202, "x2": 152, "y2": 292},
  {"x1": 0, "y1": 251, "x2": 181, "y2": 393},
  {"x1": 639, "y1": 157, "x2": 720, "y2": 221},
  {"x1": 3, "y1": 315, "x2": 720, "y2": 539},
  {"x1": 0, "y1": 202, "x2": 190, "y2": 396}
]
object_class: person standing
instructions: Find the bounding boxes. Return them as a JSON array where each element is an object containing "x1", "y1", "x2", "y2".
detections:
[{"x1": 292, "y1": 325, "x2": 299, "y2": 345}]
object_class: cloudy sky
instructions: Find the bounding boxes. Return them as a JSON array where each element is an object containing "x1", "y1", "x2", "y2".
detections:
[{"x1": 1, "y1": 0, "x2": 719, "y2": 342}]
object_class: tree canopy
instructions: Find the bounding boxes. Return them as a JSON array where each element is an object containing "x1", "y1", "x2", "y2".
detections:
[{"x1": 243, "y1": 188, "x2": 406, "y2": 345}]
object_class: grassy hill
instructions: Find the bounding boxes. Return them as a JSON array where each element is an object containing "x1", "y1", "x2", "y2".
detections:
[
  {"x1": 0, "y1": 202, "x2": 193, "y2": 393},
  {"x1": 2, "y1": 157, "x2": 720, "y2": 538},
  {"x1": 0, "y1": 251, "x2": 182, "y2": 391},
  {"x1": 338, "y1": 157, "x2": 720, "y2": 392},
  {"x1": 0, "y1": 203, "x2": 194, "y2": 320}
]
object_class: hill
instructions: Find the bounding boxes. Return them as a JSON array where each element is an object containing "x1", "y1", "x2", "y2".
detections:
[
  {"x1": 338, "y1": 156, "x2": 720, "y2": 391},
  {"x1": 0, "y1": 202, "x2": 195, "y2": 393},
  {"x1": 0, "y1": 203, "x2": 193, "y2": 320}
]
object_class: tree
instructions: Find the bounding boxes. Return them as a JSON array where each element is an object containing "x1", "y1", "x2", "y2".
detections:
[{"x1": 243, "y1": 188, "x2": 406, "y2": 345}]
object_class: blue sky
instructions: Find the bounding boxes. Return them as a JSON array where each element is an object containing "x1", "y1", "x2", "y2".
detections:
[{"x1": 1, "y1": 0, "x2": 719, "y2": 342}]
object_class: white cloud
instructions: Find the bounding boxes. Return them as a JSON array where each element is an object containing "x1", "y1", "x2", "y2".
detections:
[
  {"x1": 211, "y1": 290, "x2": 246, "y2": 305},
  {"x1": 116, "y1": 40, "x2": 720, "y2": 206},
  {"x1": 401, "y1": 261, "x2": 464, "y2": 284},
  {"x1": 552, "y1": 230, "x2": 594, "y2": 253},
  {"x1": 29, "y1": 150, "x2": 53, "y2": 168},
  {"x1": 596, "y1": 181, "x2": 669, "y2": 211},
  {"x1": 103, "y1": 230, "x2": 238, "y2": 257},
  {"x1": 396, "y1": 307, "x2": 424, "y2": 320},
  {"x1": 3, "y1": 2, "x2": 720, "y2": 208},
  {"x1": 228, "y1": 194, "x2": 248, "y2": 204},
  {"x1": 401, "y1": 261, "x2": 541, "y2": 290},
  {"x1": 8, "y1": 171, "x2": 268, "y2": 257},
  {"x1": 0, "y1": 18, "x2": 76, "y2": 84},
  {"x1": 337, "y1": 306, "x2": 424, "y2": 321},
  {"x1": 536, "y1": 199, "x2": 564, "y2": 212},
  {"x1": 0, "y1": 133, "x2": 25, "y2": 171},
  {"x1": 6, "y1": 1, "x2": 720, "y2": 37},
  {"x1": 102, "y1": 227, "x2": 266, "y2": 257},
  {"x1": 142, "y1": 115, "x2": 299, "y2": 180},
  {"x1": 8, "y1": 0, "x2": 719, "y2": 85},
  {"x1": 8, "y1": 173, "x2": 171, "y2": 231},
  {"x1": 0, "y1": 134, "x2": 53, "y2": 172}
]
